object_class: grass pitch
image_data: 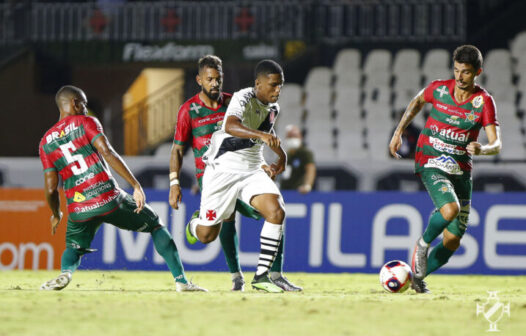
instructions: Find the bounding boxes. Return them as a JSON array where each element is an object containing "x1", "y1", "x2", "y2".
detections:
[{"x1": 1, "y1": 271, "x2": 525, "y2": 336}]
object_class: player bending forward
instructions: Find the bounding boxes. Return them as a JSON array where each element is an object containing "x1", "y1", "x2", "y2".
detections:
[
  {"x1": 185, "y1": 60, "x2": 291, "y2": 293},
  {"x1": 389, "y1": 45, "x2": 501, "y2": 293},
  {"x1": 39, "y1": 85, "x2": 206, "y2": 292}
]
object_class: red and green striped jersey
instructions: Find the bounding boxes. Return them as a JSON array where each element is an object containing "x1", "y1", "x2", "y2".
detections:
[
  {"x1": 39, "y1": 115, "x2": 121, "y2": 222},
  {"x1": 173, "y1": 93, "x2": 232, "y2": 183},
  {"x1": 415, "y1": 79, "x2": 498, "y2": 175}
]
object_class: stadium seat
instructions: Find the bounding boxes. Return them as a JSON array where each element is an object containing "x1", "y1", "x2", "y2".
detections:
[
  {"x1": 304, "y1": 86, "x2": 332, "y2": 110},
  {"x1": 392, "y1": 49, "x2": 421, "y2": 89},
  {"x1": 333, "y1": 88, "x2": 362, "y2": 114},
  {"x1": 154, "y1": 142, "x2": 173, "y2": 157},
  {"x1": 510, "y1": 31, "x2": 526, "y2": 60},
  {"x1": 279, "y1": 84, "x2": 304, "y2": 109},
  {"x1": 422, "y1": 49, "x2": 450, "y2": 83},
  {"x1": 333, "y1": 48, "x2": 361, "y2": 74},
  {"x1": 363, "y1": 49, "x2": 392, "y2": 74},
  {"x1": 304, "y1": 67, "x2": 333, "y2": 91}
]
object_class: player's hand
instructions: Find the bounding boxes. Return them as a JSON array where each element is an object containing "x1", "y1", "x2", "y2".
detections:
[
  {"x1": 50, "y1": 211, "x2": 63, "y2": 235},
  {"x1": 467, "y1": 141, "x2": 482, "y2": 155},
  {"x1": 133, "y1": 186, "x2": 146, "y2": 213},
  {"x1": 262, "y1": 164, "x2": 276, "y2": 180},
  {"x1": 270, "y1": 159, "x2": 286, "y2": 177},
  {"x1": 169, "y1": 185, "x2": 183, "y2": 209},
  {"x1": 389, "y1": 133, "x2": 403, "y2": 159},
  {"x1": 260, "y1": 133, "x2": 281, "y2": 149}
]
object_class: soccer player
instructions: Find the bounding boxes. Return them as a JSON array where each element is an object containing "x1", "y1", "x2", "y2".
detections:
[
  {"x1": 39, "y1": 85, "x2": 206, "y2": 292},
  {"x1": 184, "y1": 59, "x2": 296, "y2": 293},
  {"x1": 389, "y1": 45, "x2": 501, "y2": 293},
  {"x1": 169, "y1": 55, "x2": 301, "y2": 292}
]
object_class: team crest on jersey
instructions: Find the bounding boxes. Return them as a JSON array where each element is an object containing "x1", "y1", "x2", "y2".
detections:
[
  {"x1": 190, "y1": 103, "x2": 201, "y2": 114},
  {"x1": 472, "y1": 96, "x2": 484, "y2": 108},
  {"x1": 73, "y1": 192, "x2": 86, "y2": 202},
  {"x1": 206, "y1": 209, "x2": 217, "y2": 221},
  {"x1": 464, "y1": 110, "x2": 479, "y2": 124}
]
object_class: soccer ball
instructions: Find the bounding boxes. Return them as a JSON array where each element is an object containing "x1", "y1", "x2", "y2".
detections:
[{"x1": 379, "y1": 260, "x2": 412, "y2": 293}]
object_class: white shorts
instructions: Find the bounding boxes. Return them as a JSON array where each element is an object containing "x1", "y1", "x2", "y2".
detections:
[{"x1": 198, "y1": 166, "x2": 282, "y2": 226}]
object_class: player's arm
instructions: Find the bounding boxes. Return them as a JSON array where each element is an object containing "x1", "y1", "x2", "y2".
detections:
[
  {"x1": 225, "y1": 116, "x2": 280, "y2": 148},
  {"x1": 389, "y1": 89, "x2": 427, "y2": 159},
  {"x1": 92, "y1": 135, "x2": 145, "y2": 213},
  {"x1": 467, "y1": 125, "x2": 501, "y2": 155},
  {"x1": 262, "y1": 141, "x2": 287, "y2": 178},
  {"x1": 43, "y1": 170, "x2": 62, "y2": 235},
  {"x1": 169, "y1": 143, "x2": 184, "y2": 209}
]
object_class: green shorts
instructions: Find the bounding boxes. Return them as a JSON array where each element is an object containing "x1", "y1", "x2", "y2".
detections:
[
  {"x1": 197, "y1": 175, "x2": 262, "y2": 221},
  {"x1": 419, "y1": 169, "x2": 472, "y2": 237},
  {"x1": 65, "y1": 192, "x2": 162, "y2": 254}
]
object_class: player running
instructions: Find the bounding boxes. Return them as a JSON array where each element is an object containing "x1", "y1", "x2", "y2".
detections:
[
  {"x1": 39, "y1": 85, "x2": 206, "y2": 292},
  {"x1": 169, "y1": 55, "x2": 301, "y2": 292},
  {"x1": 389, "y1": 45, "x2": 501, "y2": 293},
  {"x1": 184, "y1": 60, "x2": 296, "y2": 293}
]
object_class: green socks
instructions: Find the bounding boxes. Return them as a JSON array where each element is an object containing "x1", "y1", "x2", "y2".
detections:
[
  {"x1": 219, "y1": 220, "x2": 241, "y2": 274},
  {"x1": 426, "y1": 241, "x2": 455, "y2": 275},
  {"x1": 60, "y1": 247, "x2": 82, "y2": 273},
  {"x1": 270, "y1": 230, "x2": 284, "y2": 273},
  {"x1": 152, "y1": 227, "x2": 187, "y2": 284},
  {"x1": 423, "y1": 210, "x2": 451, "y2": 244}
]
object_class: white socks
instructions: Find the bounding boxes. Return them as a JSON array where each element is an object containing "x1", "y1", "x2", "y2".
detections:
[{"x1": 256, "y1": 221, "x2": 283, "y2": 276}]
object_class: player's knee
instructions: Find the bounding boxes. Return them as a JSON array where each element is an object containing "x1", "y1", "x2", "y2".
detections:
[
  {"x1": 443, "y1": 237, "x2": 460, "y2": 251},
  {"x1": 265, "y1": 204, "x2": 285, "y2": 224},
  {"x1": 440, "y1": 202, "x2": 460, "y2": 222},
  {"x1": 199, "y1": 231, "x2": 217, "y2": 244}
]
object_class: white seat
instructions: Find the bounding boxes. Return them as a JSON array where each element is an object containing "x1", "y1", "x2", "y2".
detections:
[
  {"x1": 337, "y1": 132, "x2": 368, "y2": 160},
  {"x1": 363, "y1": 49, "x2": 392, "y2": 75},
  {"x1": 333, "y1": 48, "x2": 361, "y2": 74},
  {"x1": 334, "y1": 70, "x2": 362, "y2": 88},
  {"x1": 422, "y1": 49, "x2": 450, "y2": 83},
  {"x1": 510, "y1": 31, "x2": 526, "y2": 60},
  {"x1": 393, "y1": 49, "x2": 421, "y2": 75},
  {"x1": 363, "y1": 87, "x2": 391, "y2": 107},
  {"x1": 364, "y1": 72, "x2": 392, "y2": 89},
  {"x1": 304, "y1": 67, "x2": 333, "y2": 90},
  {"x1": 154, "y1": 142, "x2": 173, "y2": 157},
  {"x1": 304, "y1": 87, "x2": 332, "y2": 110},
  {"x1": 393, "y1": 71, "x2": 421, "y2": 90},
  {"x1": 279, "y1": 84, "x2": 303, "y2": 109},
  {"x1": 334, "y1": 87, "x2": 362, "y2": 110}
]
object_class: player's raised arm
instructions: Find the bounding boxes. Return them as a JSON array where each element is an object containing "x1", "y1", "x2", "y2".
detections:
[
  {"x1": 389, "y1": 90, "x2": 427, "y2": 159},
  {"x1": 92, "y1": 134, "x2": 145, "y2": 213},
  {"x1": 225, "y1": 115, "x2": 280, "y2": 148},
  {"x1": 169, "y1": 143, "x2": 184, "y2": 209}
]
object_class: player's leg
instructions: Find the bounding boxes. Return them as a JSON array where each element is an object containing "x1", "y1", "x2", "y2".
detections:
[
  {"x1": 187, "y1": 167, "x2": 239, "y2": 244},
  {"x1": 219, "y1": 212, "x2": 245, "y2": 291},
  {"x1": 249, "y1": 193, "x2": 285, "y2": 292},
  {"x1": 426, "y1": 177, "x2": 471, "y2": 276},
  {"x1": 105, "y1": 193, "x2": 206, "y2": 292},
  {"x1": 41, "y1": 217, "x2": 101, "y2": 290},
  {"x1": 269, "y1": 228, "x2": 302, "y2": 292},
  {"x1": 414, "y1": 171, "x2": 460, "y2": 279}
]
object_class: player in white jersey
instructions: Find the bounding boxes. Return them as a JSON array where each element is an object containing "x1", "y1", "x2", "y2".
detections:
[{"x1": 186, "y1": 60, "x2": 293, "y2": 293}]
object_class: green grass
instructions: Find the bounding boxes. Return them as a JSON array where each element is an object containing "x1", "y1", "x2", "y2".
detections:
[{"x1": 1, "y1": 271, "x2": 525, "y2": 336}]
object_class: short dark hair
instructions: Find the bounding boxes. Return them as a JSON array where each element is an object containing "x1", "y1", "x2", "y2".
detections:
[
  {"x1": 198, "y1": 55, "x2": 222, "y2": 73},
  {"x1": 453, "y1": 45, "x2": 483, "y2": 71},
  {"x1": 55, "y1": 85, "x2": 84, "y2": 107},
  {"x1": 255, "y1": 59, "x2": 283, "y2": 78}
]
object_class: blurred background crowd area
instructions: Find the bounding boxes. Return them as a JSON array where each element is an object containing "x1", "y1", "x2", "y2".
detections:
[{"x1": 1, "y1": 0, "x2": 526, "y2": 191}]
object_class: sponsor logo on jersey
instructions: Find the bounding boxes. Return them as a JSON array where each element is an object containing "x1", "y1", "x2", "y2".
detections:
[
  {"x1": 73, "y1": 192, "x2": 86, "y2": 202},
  {"x1": 73, "y1": 193, "x2": 119, "y2": 213},
  {"x1": 429, "y1": 137, "x2": 466, "y2": 155},
  {"x1": 472, "y1": 96, "x2": 484, "y2": 108},
  {"x1": 428, "y1": 125, "x2": 470, "y2": 143},
  {"x1": 445, "y1": 115, "x2": 461, "y2": 125},
  {"x1": 75, "y1": 172, "x2": 95, "y2": 186},
  {"x1": 464, "y1": 110, "x2": 479, "y2": 124},
  {"x1": 425, "y1": 155, "x2": 463, "y2": 175},
  {"x1": 46, "y1": 123, "x2": 79, "y2": 144}
]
